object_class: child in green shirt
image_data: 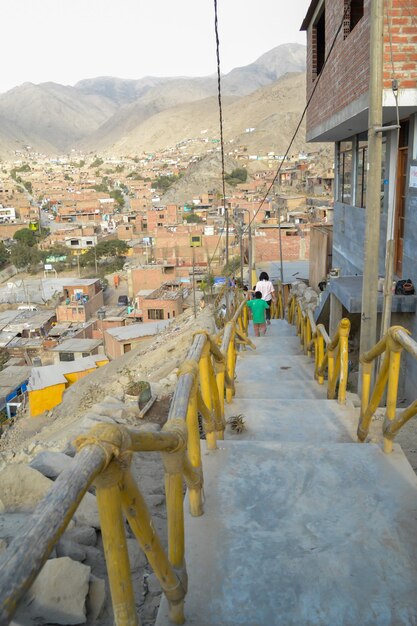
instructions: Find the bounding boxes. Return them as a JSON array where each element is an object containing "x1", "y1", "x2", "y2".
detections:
[{"x1": 246, "y1": 291, "x2": 270, "y2": 336}]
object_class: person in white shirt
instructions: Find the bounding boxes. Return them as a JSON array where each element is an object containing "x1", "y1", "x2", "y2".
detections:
[{"x1": 254, "y1": 272, "x2": 275, "y2": 325}]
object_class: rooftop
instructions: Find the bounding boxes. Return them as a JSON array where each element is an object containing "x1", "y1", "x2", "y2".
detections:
[
  {"x1": 51, "y1": 338, "x2": 102, "y2": 353},
  {"x1": 28, "y1": 355, "x2": 108, "y2": 391},
  {"x1": 105, "y1": 320, "x2": 171, "y2": 341}
]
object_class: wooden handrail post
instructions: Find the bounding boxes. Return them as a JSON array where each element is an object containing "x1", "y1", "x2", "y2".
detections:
[
  {"x1": 120, "y1": 471, "x2": 186, "y2": 625},
  {"x1": 185, "y1": 385, "x2": 204, "y2": 516},
  {"x1": 316, "y1": 334, "x2": 325, "y2": 385},
  {"x1": 384, "y1": 337, "x2": 403, "y2": 453},
  {"x1": 357, "y1": 349, "x2": 390, "y2": 441},
  {"x1": 337, "y1": 318, "x2": 351, "y2": 404},
  {"x1": 226, "y1": 328, "x2": 236, "y2": 403},
  {"x1": 161, "y1": 420, "x2": 187, "y2": 572},
  {"x1": 199, "y1": 341, "x2": 217, "y2": 449},
  {"x1": 95, "y1": 462, "x2": 138, "y2": 626}
]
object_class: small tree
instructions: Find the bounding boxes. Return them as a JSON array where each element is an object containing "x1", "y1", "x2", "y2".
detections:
[
  {"x1": 13, "y1": 228, "x2": 37, "y2": 247},
  {"x1": 0, "y1": 242, "x2": 9, "y2": 268}
]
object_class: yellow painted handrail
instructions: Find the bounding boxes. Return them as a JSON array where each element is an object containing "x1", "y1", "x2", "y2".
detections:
[
  {"x1": 0, "y1": 289, "x2": 253, "y2": 626},
  {"x1": 357, "y1": 325, "x2": 417, "y2": 453},
  {"x1": 287, "y1": 293, "x2": 350, "y2": 405}
]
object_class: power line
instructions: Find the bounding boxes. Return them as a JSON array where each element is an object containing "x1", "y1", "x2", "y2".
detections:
[
  {"x1": 242, "y1": 2, "x2": 351, "y2": 236},
  {"x1": 213, "y1": 0, "x2": 228, "y2": 266}
]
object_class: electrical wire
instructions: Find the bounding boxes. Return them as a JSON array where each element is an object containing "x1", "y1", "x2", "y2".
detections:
[
  {"x1": 242, "y1": 2, "x2": 351, "y2": 236},
  {"x1": 206, "y1": 0, "x2": 228, "y2": 272}
]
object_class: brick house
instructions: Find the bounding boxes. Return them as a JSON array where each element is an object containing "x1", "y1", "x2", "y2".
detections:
[
  {"x1": 55, "y1": 279, "x2": 104, "y2": 323},
  {"x1": 136, "y1": 284, "x2": 186, "y2": 322},
  {"x1": 301, "y1": 0, "x2": 417, "y2": 394}
]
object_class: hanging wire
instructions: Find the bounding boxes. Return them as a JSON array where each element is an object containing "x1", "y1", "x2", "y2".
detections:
[
  {"x1": 213, "y1": 0, "x2": 228, "y2": 267},
  {"x1": 242, "y1": 2, "x2": 352, "y2": 236}
]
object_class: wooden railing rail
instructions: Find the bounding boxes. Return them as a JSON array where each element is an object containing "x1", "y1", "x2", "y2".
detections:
[
  {"x1": 287, "y1": 293, "x2": 350, "y2": 405},
  {"x1": 357, "y1": 325, "x2": 417, "y2": 453}
]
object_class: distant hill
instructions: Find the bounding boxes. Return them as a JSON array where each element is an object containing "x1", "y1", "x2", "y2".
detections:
[
  {"x1": 0, "y1": 43, "x2": 307, "y2": 157},
  {"x1": 101, "y1": 73, "x2": 309, "y2": 156}
]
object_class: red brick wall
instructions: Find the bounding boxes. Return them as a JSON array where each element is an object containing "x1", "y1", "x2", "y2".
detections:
[
  {"x1": 305, "y1": 0, "x2": 417, "y2": 136},
  {"x1": 254, "y1": 230, "x2": 310, "y2": 262}
]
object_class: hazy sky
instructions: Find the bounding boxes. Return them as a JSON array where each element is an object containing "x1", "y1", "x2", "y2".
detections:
[{"x1": 3, "y1": 0, "x2": 310, "y2": 94}]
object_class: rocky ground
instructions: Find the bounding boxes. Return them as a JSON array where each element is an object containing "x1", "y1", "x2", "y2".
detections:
[{"x1": 0, "y1": 304, "x2": 216, "y2": 626}]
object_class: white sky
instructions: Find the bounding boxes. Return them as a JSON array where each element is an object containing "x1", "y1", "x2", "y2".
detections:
[{"x1": 3, "y1": 0, "x2": 311, "y2": 94}]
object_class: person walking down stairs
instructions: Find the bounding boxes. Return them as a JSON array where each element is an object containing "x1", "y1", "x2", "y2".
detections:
[
  {"x1": 254, "y1": 272, "x2": 275, "y2": 325},
  {"x1": 246, "y1": 291, "x2": 269, "y2": 337}
]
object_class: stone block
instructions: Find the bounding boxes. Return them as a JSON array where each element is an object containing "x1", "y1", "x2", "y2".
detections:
[
  {"x1": 27, "y1": 557, "x2": 90, "y2": 625},
  {"x1": 0, "y1": 465, "x2": 51, "y2": 513},
  {"x1": 56, "y1": 539, "x2": 87, "y2": 562},
  {"x1": 126, "y1": 537, "x2": 147, "y2": 571},
  {"x1": 86, "y1": 575, "x2": 106, "y2": 622},
  {"x1": 64, "y1": 525, "x2": 97, "y2": 546},
  {"x1": 30, "y1": 450, "x2": 74, "y2": 480}
]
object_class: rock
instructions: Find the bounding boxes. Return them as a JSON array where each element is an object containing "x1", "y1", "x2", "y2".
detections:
[
  {"x1": 27, "y1": 557, "x2": 90, "y2": 625},
  {"x1": 84, "y1": 546, "x2": 107, "y2": 578},
  {"x1": 64, "y1": 525, "x2": 97, "y2": 546},
  {"x1": 145, "y1": 494, "x2": 165, "y2": 508},
  {"x1": 86, "y1": 575, "x2": 106, "y2": 622},
  {"x1": 0, "y1": 465, "x2": 51, "y2": 513},
  {"x1": 126, "y1": 537, "x2": 147, "y2": 571},
  {"x1": 0, "y1": 465, "x2": 99, "y2": 528},
  {"x1": 30, "y1": 450, "x2": 74, "y2": 480},
  {"x1": 146, "y1": 573, "x2": 161, "y2": 597},
  {"x1": 0, "y1": 538, "x2": 7, "y2": 553},
  {"x1": 76, "y1": 413, "x2": 116, "y2": 435},
  {"x1": 56, "y1": 539, "x2": 87, "y2": 562},
  {"x1": 141, "y1": 595, "x2": 161, "y2": 622},
  {"x1": 74, "y1": 492, "x2": 100, "y2": 529}
]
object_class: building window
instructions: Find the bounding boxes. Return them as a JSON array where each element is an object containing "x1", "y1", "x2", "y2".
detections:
[
  {"x1": 59, "y1": 352, "x2": 75, "y2": 362},
  {"x1": 148, "y1": 308, "x2": 164, "y2": 320},
  {"x1": 337, "y1": 141, "x2": 353, "y2": 204},
  {"x1": 356, "y1": 139, "x2": 368, "y2": 208},
  {"x1": 313, "y1": 8, "x2": 325, "y2": 76},
  {"x1": 344, "y1": 0, "x2": 364, "y2": 38},
  {"x1": 82, "y1": 352, "x2": 90, "y2": 357}
]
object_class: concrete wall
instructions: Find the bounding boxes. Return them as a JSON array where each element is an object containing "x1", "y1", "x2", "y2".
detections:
[
  {"x1": 401, "y1": 172, "x2": 417, "y2": 400},
  {"x1": 332, "y1": 202, "x2": 387, "y2": 276}
]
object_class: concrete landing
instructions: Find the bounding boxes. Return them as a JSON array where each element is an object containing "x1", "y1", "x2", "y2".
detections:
[
  {"x1": 225, "y1": 399, "x2": 357, "y2": 442},
  {"x1": 235, "y1": 354, "x2": 316, "y2": 382},
  {"x1": 157, "y1": 441, "x2": 417, "y2": 626}
]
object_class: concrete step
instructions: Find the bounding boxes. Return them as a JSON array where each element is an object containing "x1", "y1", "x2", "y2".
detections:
[
  {"x1": 224, "y1": 399, "x2": 357, "y2": 443},
  {"x1": 234, "y1": 379, "x2": 328, "y2": 400},
  {"x1": 156, "y1": 441, "x2": 417, "y2": 626},
  {"x1": 235, "y1": 354, "x2": 316, "y2": 382},
  {"x1": 243, "y1": 335, "x2": 304, "y2": 356}
]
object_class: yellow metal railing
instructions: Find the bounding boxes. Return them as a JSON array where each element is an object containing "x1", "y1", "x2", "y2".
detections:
[
  {"x1": 269, "y1": 283, "x2": 284, "y2": 320},
  {"x1": 0, "y1": 292, "x2": 254, "y2": 626},
  {"x1": 357, "y1": 325, "x2": 417, "y2": 453},
  {"x1": 287, "y1": 293, "x2": 350, "y2": 404}
]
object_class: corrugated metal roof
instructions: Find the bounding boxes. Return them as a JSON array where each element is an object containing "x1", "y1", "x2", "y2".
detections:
[
  {"x1": 28, "y1": 356, "x2": 107, "y2": 391},
  {"x1": 105, "y1": 320, "x2": 170, "y2": 341},
  {"x1": 51, "y1": 338, "x2": 102, "y2": 353}
]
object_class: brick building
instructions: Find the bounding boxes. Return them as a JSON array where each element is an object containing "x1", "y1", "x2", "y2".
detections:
[{"x1": 301, "y1": 0, "x2": 417, "y2": 395}]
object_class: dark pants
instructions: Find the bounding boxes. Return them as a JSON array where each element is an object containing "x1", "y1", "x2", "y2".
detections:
[{"x1": 265, "y1": 300, "x2": 271, "y2": 321}]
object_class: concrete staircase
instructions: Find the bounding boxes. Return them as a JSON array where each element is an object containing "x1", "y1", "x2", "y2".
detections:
[{"x1": 157, "y1": 320, "x2": 417, "y2": 626}]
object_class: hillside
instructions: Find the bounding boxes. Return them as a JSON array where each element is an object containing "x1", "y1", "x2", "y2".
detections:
[
  {"x1": 103, "y1": 73, "x2": 310, "y2": 156},
  {"x1": 0, "y1": 43, "x2": 306, "y2": 156}
]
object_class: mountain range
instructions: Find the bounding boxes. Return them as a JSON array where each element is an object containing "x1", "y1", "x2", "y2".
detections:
[{"x1": 0, "y1": 43, "x2": 309, "y2": 157}]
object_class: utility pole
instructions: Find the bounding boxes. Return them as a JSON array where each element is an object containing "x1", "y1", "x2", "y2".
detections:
[
  {"x1": 192, "y1": 246, "x2": 197, "y2": 319},
  {"x1": 225, "y1": 206, "x2": 229, "y2": 268},
  {"x1": 359, "y1": 0, "x2": 385, "y2": 359}
]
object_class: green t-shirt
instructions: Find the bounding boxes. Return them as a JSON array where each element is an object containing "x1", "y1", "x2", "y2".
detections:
[{"x1": 246, "y1": 299, "x2": 269, "y2": 324}]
